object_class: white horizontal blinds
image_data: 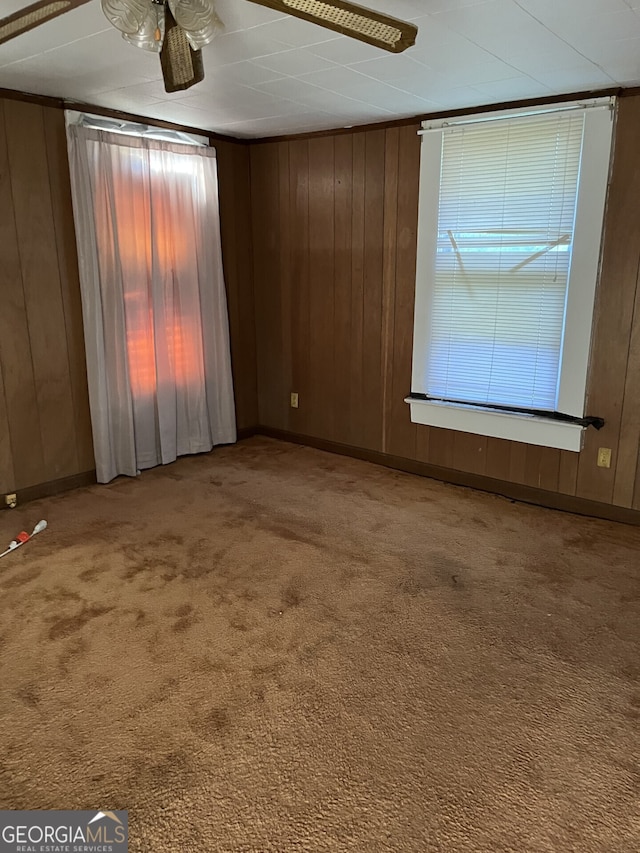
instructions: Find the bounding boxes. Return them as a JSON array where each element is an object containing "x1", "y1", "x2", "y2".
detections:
[{"x1": 425, "y1": 110, "x2": 586, "y2": 410}]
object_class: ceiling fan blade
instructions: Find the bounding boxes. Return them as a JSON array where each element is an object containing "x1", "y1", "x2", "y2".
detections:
[
  {"x1": 243, "y1": 0, "x2": 417, "y2": 53},
  {"x1": 0, "y1": 0, "x2": 92, "y2": 46},
  {"x1": 160, "y1": 5, "x2": 204, "y2": 92}
]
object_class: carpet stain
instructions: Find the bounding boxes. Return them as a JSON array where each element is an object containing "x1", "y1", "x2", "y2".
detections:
[
  {"x1": 282, "y1": 579, "x2": 303, "y2": 608},
  {"x1": 15, "y1": 683, "x2": 40, "y2": 708},
  {"x1": 78, "y1": 565, "x2": 104, "y2": 582},
  {"x1": 191, "y1": 706, "x2": 231, "y2": 739},
  {"x1": 172, "y1": 610, "x2": 198, "y2": 633},
  {"x1": 56, "y1": 635, "x2": 88, "y2": 675},
  {"x1": 48, "y1": 605, "x2": 113, "y2": 641},
  {"x1": 1, "y1": 566, "x2": 42, "y2": 588}
]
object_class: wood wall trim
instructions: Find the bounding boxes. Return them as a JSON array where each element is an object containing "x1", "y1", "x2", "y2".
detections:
[
  {"x1": 246, "y1": 87, "x2": 622, "y2": 144},
  {"x1": 237, "y1": 426, "x2": 259, "y2": 440},
  {"x1": 0, "y1": 87, "x2": 64, "y2": 109},
  {"x1": 0, "y1": 470, "x2": 96, "y2": 510},
  {"x1": 255, "y1": 427, "x2": 640, "y2": 526},
  {"x1": 2, "y1": 432, "x2": 254, "y2": 506}
]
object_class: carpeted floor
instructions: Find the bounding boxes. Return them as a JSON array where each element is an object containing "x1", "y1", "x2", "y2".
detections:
[{"x1": 0, "y1": 437, "x2": 638, "y2": 852}]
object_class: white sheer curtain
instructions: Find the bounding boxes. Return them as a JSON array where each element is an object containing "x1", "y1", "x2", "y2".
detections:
[{"x1": 66, "y1": 123, "x2": 236, "y2": 484}]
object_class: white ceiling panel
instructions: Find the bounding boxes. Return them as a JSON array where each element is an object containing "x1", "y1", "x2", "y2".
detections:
[
  {"x1": 546, "y1": 9, "x2": 640, "y2": 46},
  {"x1": 517, "y1": 0, "x2": 632, "y2": 21},
  {"x1": 531, "y1": 64, "x2": 618, "y2": 92},
  {"x1": 307, "y1": 36, "x2": 390, "y2": 65},
  {"x1": 251, "y1": 47, "x2": 339, "y2": 76},
  {"x1": 0, "y1": 0, "x2": 638, "y2": 138}
]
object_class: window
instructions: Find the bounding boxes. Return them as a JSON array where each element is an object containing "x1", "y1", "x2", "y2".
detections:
[{"x1": 407, "y1": 99, "x2": 615, "y2": 452}]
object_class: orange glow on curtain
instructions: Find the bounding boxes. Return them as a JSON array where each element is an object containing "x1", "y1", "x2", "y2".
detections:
[
  {"x1": 124, "y1": 307, "x2": 156, "y2": 398},
  {"x1": 125, "y1": 315, "x2": 203, "y2": 398},
  {"x1": 108, "y1": 180, "x2": 191, "y2": 270},
  {"x1": 95, "y1": 152, "x2": 205, "y2": 398}
]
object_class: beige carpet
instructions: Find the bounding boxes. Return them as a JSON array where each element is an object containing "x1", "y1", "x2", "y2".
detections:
[{"x1": 0, "y1": 437, "x2": 638, "y2": 852}]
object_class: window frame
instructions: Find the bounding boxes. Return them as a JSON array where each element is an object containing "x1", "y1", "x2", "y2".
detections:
[{"x1": 406, "y1": 98, "x2": 615, "y2": 453}]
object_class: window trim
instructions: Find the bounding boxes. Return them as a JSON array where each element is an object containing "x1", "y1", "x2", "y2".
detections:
[
  {"x1": 408, "y1": 97, "x2": 615, "y2": 452},
  {"x1": 404, "y1": 398, "x2": 584, "y2": 452}
]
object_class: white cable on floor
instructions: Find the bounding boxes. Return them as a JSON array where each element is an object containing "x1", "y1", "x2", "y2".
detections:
[{"x1": 0, "y1": 520, "x2": 47, "y2": 559}]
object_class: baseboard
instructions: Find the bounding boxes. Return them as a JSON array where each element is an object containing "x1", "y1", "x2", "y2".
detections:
[
  {"x1": 253, "y1": 427, "x2": 640, "y2": 526},
  {"x1": 0, "y1": 471, "x2": 98, "y2": 509},
  {"x1": 1, "y1": 432, "x2": 259, "y2": 509},
  {"x1": 237, "y1": 426, "x2": 260, "y2": 440},
  {"x1": 7, "y1": 429, "x2": 637, "y2": 525}
]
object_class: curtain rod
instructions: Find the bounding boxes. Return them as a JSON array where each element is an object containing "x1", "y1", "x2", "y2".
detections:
[{"x1": 419, "y1": 97, "x2": 614, "y2": 134}]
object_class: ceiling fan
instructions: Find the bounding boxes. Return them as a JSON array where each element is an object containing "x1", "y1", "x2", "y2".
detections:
[{"x1": 0, "y1": 0, "x2": 418, "y2": 93}]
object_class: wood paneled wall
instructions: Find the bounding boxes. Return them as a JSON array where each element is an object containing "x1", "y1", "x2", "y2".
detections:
[
  {"x1": 0, "y1": 97, "x2": 257, "y2": 499},
  {"x1": 216, "y1": 140, "x2": 258, "y2": 431},
  {"x1": 0, "y1": 98, "x2": 94, "y2": 496},
  {"x1": 250, "y1": 94, "x2": 640, "y2": 512}
]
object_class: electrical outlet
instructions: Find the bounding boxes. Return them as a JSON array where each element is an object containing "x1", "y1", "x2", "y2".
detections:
[
  {"x1": 597, "y1": 447, "x2": 611, "y2": 469},
  {"x1": 290, "y1": 392, "x2": 299, "y2": 409},
  {"x1": 4, "y1": 493, "x2": 17, "y2": 508}
]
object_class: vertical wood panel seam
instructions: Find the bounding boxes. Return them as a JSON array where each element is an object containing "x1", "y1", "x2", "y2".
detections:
[
  {"x1": 0, "y1": 102, "x2": 17, "y2": 488},
  {"x1": 8, "y1": 106, "x2": 45, "y2": 421},
  {"x1": 628, "y1": 258, "x2": 640, "y2": 507},
  {"x1": 44, "y1": 112, "x2": 81, "y2": 460},
  {"x1": 3, "y1": 102, "x2": 46, "y2": 479},
  {"x1": 248, "y1": 147, "x2": 262, "y2": 426},
  {"x1": 333, "y1": 137, "x2": 337, "y2": 443},
  {"x1": 361, "y1": 137, "x2": 367, "y2": 449},
  {"x1": 614, "y1": 257, "x2": 640, "y2": 441},
  {"x1": 330, "y1": 137, "x2": 336, "y2": 440},
  {"x1": 381, "y1": 130, "x2": 399, "y2": 454},
  {"x1": 0, "y1": 359, "x2": 14, "y2": 491},
  {"x1": 306, "y1": 142, "x2": 311, "y2": 437},
  {"x1": 241, "y1": 145, "x2": 259, "y2": 425},
  {"x1": 614, "y1": 255, "x2": 640, "y2": 504}
]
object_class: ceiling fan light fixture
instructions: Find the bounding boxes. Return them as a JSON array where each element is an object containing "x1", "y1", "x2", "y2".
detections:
[
  {"x1": 168, "y1": 0, "x2": 222, "y2": 49},
  {"x1": 160, "y1": 4, "x2": 204, "y2": 92},
  {"x1": 101, "y1": 0, "x2": 151, "y2": 36},
  {"x1": 122, "y1": 3, "x2": 164, "y2": 52}
]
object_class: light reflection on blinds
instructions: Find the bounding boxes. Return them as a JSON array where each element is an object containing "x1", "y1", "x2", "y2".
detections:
[{"x1": 425, "y1": 111, "x2": 585, "y2": 410}]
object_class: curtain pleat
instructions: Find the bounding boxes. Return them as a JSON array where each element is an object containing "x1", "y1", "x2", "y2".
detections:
[{"x1": 66, "y1": 125, "x2": 236, "y2": 483}]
